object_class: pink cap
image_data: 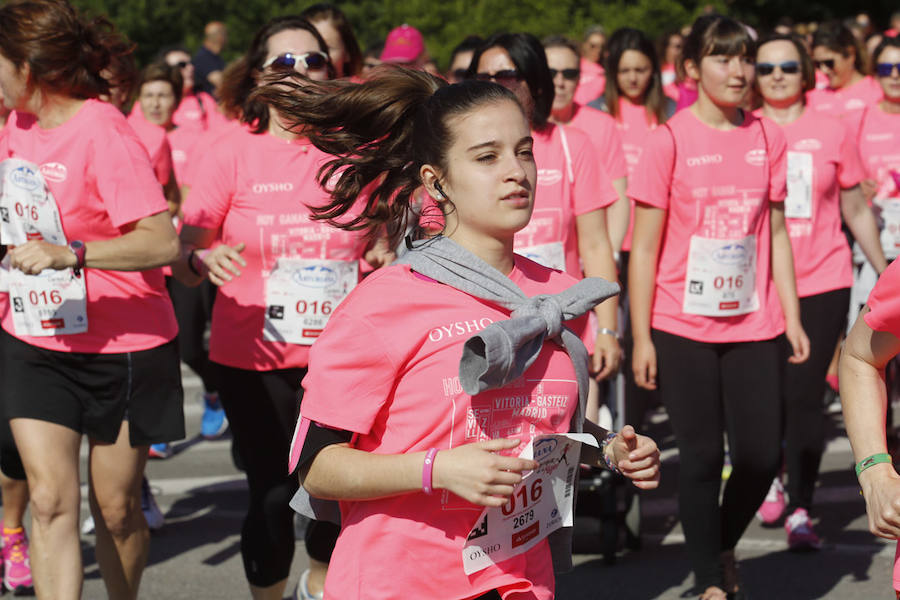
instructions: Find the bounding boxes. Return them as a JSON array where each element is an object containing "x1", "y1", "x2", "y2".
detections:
[{"x1": 380, "y1": 24, "x2": 425, "y2": 63}]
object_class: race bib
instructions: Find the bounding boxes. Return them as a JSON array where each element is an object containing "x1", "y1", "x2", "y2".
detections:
[
  {"x1": 0, "y1": 158, "x2": 87, "y2": 336},
  {"x1": 263, "y1": 257, "x2": 358, "y2": 345},
  {"x1": 462, "y1": 433, "x2": 597, "y2": 574},
  {"x1": 517, "y1": 242, "x2": 566, "y2": 271},
  {"x1": 878, "y1": 199, "x2": 900, "y2": 260},
  {"x1": 683, "y1": 234, "x2": 759, "y2": 317},
  {"x1": 785, "y1": 152, "x2": 813, "y2": 219}
]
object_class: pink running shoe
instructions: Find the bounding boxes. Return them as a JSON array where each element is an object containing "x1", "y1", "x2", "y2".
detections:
[
  {"x1": 785, "y1": 507, "x2": 822, "y2": 551},
  {"x1": 755, "y1": 477, "x2": 785, "y2": 524},
  {"x1": 2, "y1": 526, "x2": 34, "y2": 595}
]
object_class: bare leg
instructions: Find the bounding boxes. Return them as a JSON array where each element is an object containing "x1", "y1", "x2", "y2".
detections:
[
  {"x1": 305, "y1": 558, "x2": 328, "y2": 596},
  {"x1": 10, "y1": 418, "x2": 82, "y2": 600},
  {"x1": 0, "y1": 470, "x2": 29, "y2": 529},
  {"x1": 88, "y1": 422, "x2": 149, "y2": 600},
  {"x1": 249, "y1": 579, "x2": 288, "y2": 600}
]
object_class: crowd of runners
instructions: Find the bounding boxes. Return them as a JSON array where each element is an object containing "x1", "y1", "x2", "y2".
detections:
[{"x1": 0, "y1": 1, "x2": 899, "y2": 599}]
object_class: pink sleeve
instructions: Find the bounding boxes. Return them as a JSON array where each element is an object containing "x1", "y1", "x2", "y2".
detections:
[
  {"x1": 181, "y1": 142, "x2": 236, "y2": 230},
  {"x1": 763, "y1": 120, "x2": 787, "y2": 203},
  {"x1": 300, "y1": 309, "x2": 399, "y2": 434},
  {"x1": 626, "y1": 125, "x2": 675, "y2": 210},
  {"x1": 836, "y1": 120, "x2": 866, "y2": 189},
  {"x1": 570, "y1": 129, "x2": 617, "y2": 216},
  {"x1": 864, "y1": 259, "x2": 900, "y2": 337},
  {"x1": 91, "y1": 123, "x2": 169, "y2": 228},
  {"x1": 153, "y1": 136, "x2": 173, "y2": 186}
]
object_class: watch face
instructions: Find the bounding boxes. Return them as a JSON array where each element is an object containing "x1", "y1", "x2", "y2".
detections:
[{"x1": 70, "y1": 241, "x2": 84, "y2": 249}]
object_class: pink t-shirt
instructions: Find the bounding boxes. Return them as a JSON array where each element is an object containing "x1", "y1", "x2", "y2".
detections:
[
  {"x1": 567, "y1": 103, "x2": 626, "y2": 181},
  {"x1": 807, "y1": 76, "x2": 883, "y2": 120},
  {"x1": 574, "y1": 58, "x2": 606, "y2": 106},
  {"x1": 852, "y1": 105, "x2": 900, "y2": 201},
  {"x1": 180, "y1": 119, "x2": 242, "y2": 189},
  {"x1": 661, "y1": 65, "x2": 679, "y2": 102},
  {"x1": 628, "y1": 109, "x2": 788, "y2": 343},
  {"x1": 864, "y1": 256, "x2": 900, "y2": 336},
  {"x1": 182, "y1": 125, "x2": 371, "y2": 371},
  {"x1": 300, "y1": 256, "x2": 592, "y2": 600},
  {"x1": 172, "y1": 90, "x2": 226, "y2": 131},
  {"x1": 514, "y1": 124, "x2": 617, "y2": 277},
  {"x1": 769, "y1": 110, "x2": 864, "y2": 297},
  {"x1": 0, "y1": 100, "x2": 176, "y2": 353},
  {"x1": 614, "y1": 98, "x2": 662, "y2": 251},
  {"x1": 167, "y1": 125, "x2": 202, "y2": 188},
  {"x1": 126, "y1": 111, "x2": 173, "y2": 186}
]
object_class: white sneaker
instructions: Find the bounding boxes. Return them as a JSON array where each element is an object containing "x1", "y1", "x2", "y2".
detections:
[{"x1": 295, "y1": 569, "x2": 324, "y2": 600}]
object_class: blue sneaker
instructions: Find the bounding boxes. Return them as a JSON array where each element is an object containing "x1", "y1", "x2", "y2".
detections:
[
  {"x1": 201, "y1": 393, "x2": 228, "y2": 439},
  {"x1": 148, "y1": 443, "x2": 171, "y2": 459}
]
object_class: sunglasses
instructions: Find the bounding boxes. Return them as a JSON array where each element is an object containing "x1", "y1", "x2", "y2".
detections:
[
  {"x1": 548, "y1": 68, "x2": 580, "y2": 81},
  {"x1": 475, "y1": 69, "x2": 523, "y2": 85},
  {"x1": 813, "y1": 59, "x2": 835, "y2": 71},
  {"x1": 451, "y1": 68, "x2": 468, "y2": 81},
  {"x1": 173, "y1": 61, "x2": 190, "y2": 69},
  {"x1": 756, "y1": 61, "x2": 801, "y2": 76},
  {"x1": 876, "y1": 62, "x2": 900, "y2": 77},
  {"x1": 263, "y1": 51, "x2": 329, "y2": 72}
]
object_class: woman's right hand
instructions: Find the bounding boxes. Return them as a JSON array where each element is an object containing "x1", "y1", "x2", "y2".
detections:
[
  {"x1": 200, "y1": 243, "x2": 247, "y2": 286},
  {"x1": 860, "y1": 178, "x2": 878, "y2": 204},
  {"x1": 432, "y1": 438, "x2": 538, "y2": 507},
  {"x1": 632, "y1": 337, "x2": 658, "y2": 390},
  {"x1": 860, "y1": 464, "x2": 900, "y2": 539}
]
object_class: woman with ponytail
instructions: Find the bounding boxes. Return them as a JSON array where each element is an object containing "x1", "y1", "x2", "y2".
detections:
[
  {"x1": 0, "y1": 1, "x2": 182, "y2": 597},
  {"x1": 255, "y1": 66, "x2": 660, "y2": 599}
]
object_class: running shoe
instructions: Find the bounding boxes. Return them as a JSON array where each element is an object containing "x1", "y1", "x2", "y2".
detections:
[
  {"x1": 140, "y1": 477, "x2": 164, "y2": 531},
  {"x1": 785, "y1": 507, "x2": 822, "y2": 551},
  {"x1": 200, "y1": 392, "x2": 228, "y2": 439},
  {"x1": 294, "y1": 569, "x2": 324, "y2": 600},
  {"x1": 755, "y1": 477, "x2": 785, "y2": 524},
  {"x1": 148, "y1": 443, "x2": 172, "y2": 459},
  {"x1": 2, "y1": 526, "x2": 33, "y2": 595}
]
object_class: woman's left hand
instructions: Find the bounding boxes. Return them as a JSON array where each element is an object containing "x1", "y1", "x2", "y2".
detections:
[
  {"x1": 592, "y1": 332, "x2": 622, "y2": 381},
  {"x1": 608, "y1": 425, "x2": 660, "y2": 490},
  {"x1": 785, "y1": 319, "x2": 810, "y2": 364},
  {"x1": 8, "y1": 241, "x2": 76, "y2": 274}
]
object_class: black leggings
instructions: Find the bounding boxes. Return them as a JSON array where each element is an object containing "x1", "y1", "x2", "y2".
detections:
[
  {"x1": 215, "y1": 364, "x2": 315, "y2": 587},
  {"x1": 782, "y1": 288, "x2": 849, "y2": 513},
  {"x1": 166, "y1": 277, "x2": 217, "y2": 392},
  {"x1": 653, "y1": 330, "x2": 782, "y2": 590}
]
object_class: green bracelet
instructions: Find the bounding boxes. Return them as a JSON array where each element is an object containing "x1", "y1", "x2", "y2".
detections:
[{"x1": 855, "y1": 453, "x2": 893, "y2": 477}]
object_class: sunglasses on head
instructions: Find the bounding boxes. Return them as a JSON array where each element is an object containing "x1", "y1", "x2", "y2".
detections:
[
  {"x1": 756, "y1": 61, "x2": 801, "y2": 76},
  {"x1": 475, "y1": 69, "x2": 523, "y2": 85},
  {"x1": 876, "y1": 62, "x2": 900, "y2": 77},
  {"x1": 263, "y1": 51, "x2": 329, "y2": 72},
  {"x1": 814, "y1": 59, "x2": 835, "y2": 71},
  {"x1": 548, "y1": 68, "x2": 580, "y2": 81}
]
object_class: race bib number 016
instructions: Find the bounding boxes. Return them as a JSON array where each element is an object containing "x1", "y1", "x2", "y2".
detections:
[
  {"x1": 462, "y1": 433, "x2": 597, "y2": 575},
  {"x1": 683, "y1": 234, "x2": 759, "y2": 317},
  {"x1": 263, "y1": 257, "x2": 358, "y2": 345}
]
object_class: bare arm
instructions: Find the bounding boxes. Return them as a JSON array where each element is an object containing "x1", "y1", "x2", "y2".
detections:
[
  {"x1": 163, "y1": 167, "x2": 181, "y2": 217},
  {"x1": 628, "y1": 204, "x2": 665, "y2": 390},
  {"x1": 770, "y1": 204, "x2": 810, "y2": 363},
  {"x1": 840, "y1": 307, "x2": 900, "y2": 538},
  {"x1": 841, "y1": 184, "x2": 888, "y2": 275},
  {"x1": 172, "y1": 223, "x2": 246, "y2": 287},
  {"x1": 9, "y1": 210, "x2": 179, "y2": 273},
  {"x1": 606, "y1": 177, "x2": 630, "y2": 254}
]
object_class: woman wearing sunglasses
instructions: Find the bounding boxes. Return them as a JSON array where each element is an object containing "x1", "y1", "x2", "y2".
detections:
[
  {"x1": 467, "y1": 33, "x2": 623, "y2": 384},
  {"x1": 807, "y1": 21, "x2": 883, "y2": 120},
  {"x1": 543, "y1": 35, "x2": 629, "y2": 254},
  {"x1": 172, "y1": 16, "x2": 391, "y2": 600},
  {"x1": 753, "y1": 33, "x2": 886, "y2": 550},
  {"x1": 629, "y1": 16, "x2": 810, "y2": 599}
]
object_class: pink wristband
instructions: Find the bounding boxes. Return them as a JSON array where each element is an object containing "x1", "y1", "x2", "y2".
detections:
[{"x1": 422, "y1": 448, "x2": 438, "y2": 495}]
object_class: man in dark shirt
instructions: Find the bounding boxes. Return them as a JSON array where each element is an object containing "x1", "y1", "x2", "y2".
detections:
[{"x1": 193, "y1": 21, "x2": 227, "y2": 97}]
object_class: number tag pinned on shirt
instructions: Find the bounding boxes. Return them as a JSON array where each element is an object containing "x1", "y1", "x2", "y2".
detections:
[
  {"x1": 263, "y1": 257, "x2": 358, "y2": 345},
  {"x1": 462, "y1": 433, "x2": 597, "y2": 575},
  {"x1": 785, "y1": 151, "x2": 813, "y2": 219},
  {"x1": 682, "y1": 234, "x2": 759, "y2": 317},
  {"x1": 877, "y1": 199, "x2": 900, "y2": 260}
]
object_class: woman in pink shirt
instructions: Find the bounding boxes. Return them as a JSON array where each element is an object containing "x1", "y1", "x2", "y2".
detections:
[
  {"x1": 172, "y1": 17, "x2": 389, "y2": 600},
  {"x1": 629, "y1": 16, "x2": 810, "y2": 600},
  {"x1": 575, "y1": 25, "x2": 607, "y2": 105},
  {"x1": 256, "y1": 66, "x2": 660, "y2": 600},
  {"x1": 754, "y1": 33, "x2": 887, "y2": 549},
  {"x1": 0, "y1": 1, "x2": 182, "y2": 597},
  {"x1": 659, "y1": 30, "x2": 684, "y2": 102},
  {"x1": 468, "y1": 33, "x2": 623, "y2": 382},
  {"x1": 808, "y1": 21, "x2": 883, "y2": 119}
]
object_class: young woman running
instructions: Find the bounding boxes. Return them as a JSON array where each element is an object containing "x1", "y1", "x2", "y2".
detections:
[
  {"x1": 172, "y1": 16, "x2": 391, "y2": 600},
  {"x1": 0, "y1": 1, "x2": 183, "y2": 598},
  {"x1": 254, "y1": 65, "x2": 660, "y2": 600},
  {"x1": 467, "y1": 33, "x2": 623, "y2": 382},
  {"x1": 629, "y1": 16, "x2": 809, "y2": 599},
  {"x1": 807, "y1": 21, "x2": 883, "y2": 120},
  {"x1": 753, "y1": 33, "x2": 887, "y2": 548}
]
